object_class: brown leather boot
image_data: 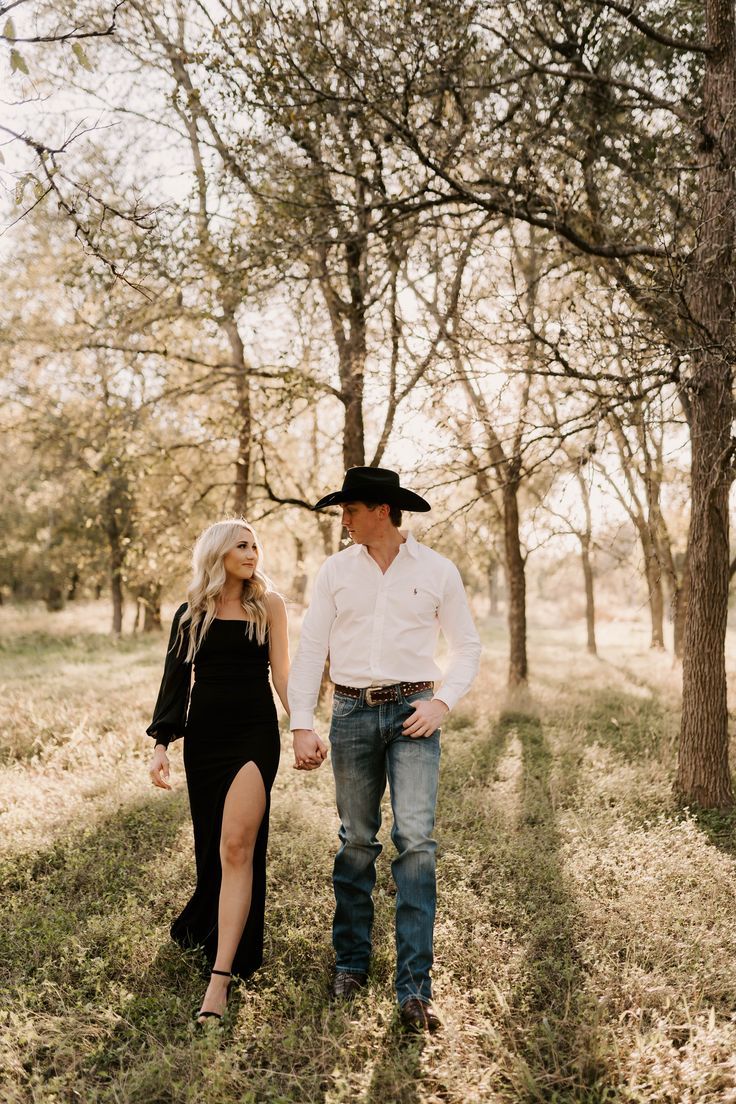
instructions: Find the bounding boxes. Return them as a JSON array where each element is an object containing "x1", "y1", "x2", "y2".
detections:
[
  {"x1": 399, "y1": 998, "x2": 441, "y2": 1034},
  {"x1": 330, "y1": 970, "x2": 368, "y2": 1002}
]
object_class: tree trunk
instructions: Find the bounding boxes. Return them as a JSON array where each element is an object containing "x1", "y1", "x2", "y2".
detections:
[
  {"x1": 342, "y1": 353, "x2": 366, "y2": 469},
  {"x1": 487, "y1": 555, "x2": 500, "y2": 616},
  {"x1": 676, "y1": 0, "x2": 735, "y2": 808},
  {"x1": 677, "y1": 384, "x2": 732, "y2": 806},
  {"x1": 673, "y1": 551, "x2": 689, "y2": 660},
  {"x1": 292, "y1": 537, "x2": 307, "y2": 605},
  {"x1": 580, "y1": 535, "x2": 597, "y2": 656},
  {"x1": 606, "y1": 414, "x2": 667, "y2": 650},
  {"x1": 575, "y1": 466, "x2": 597, "y2": 655},
  {"x1": 45, "y1": 586, "x2": 65, "y2": 612},
  {"x1": 137, "y1": 582, "x2": 162, "y2": 632},
  {"x1": 659, "y1": 527, "x2": 687, "y2": 659},
  {"x1": 317, "y1": 240, "x2": 367, "y2": 471},
  {"x1": 643, "y1": 544, "x2": 666, "y2": 650},
  {"x1": 105, "y1": 477, "x2": 128, "y2": 638},
  {"x1": 67, "y1": 570, "x2": 80, "y2": 601},
  {"x1": 111, "y1": 559, "x2": 124, "y2": 637},
  {"x1": 234, "y1": 372, "x2": 251, "y2": 515},
  {"x1": 223, "y1": 318, "x2": 251, "y2": 515},
  {"x1": 317, "y1": 513, "x2": 339, "y2": 558},
  {"x1": 503, "y1": 480, "x2": 527, "y2": 687}
]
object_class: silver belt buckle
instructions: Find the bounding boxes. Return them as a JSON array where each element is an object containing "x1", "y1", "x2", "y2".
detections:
[{"x1": 365, "y1": 686, "x2": 382, "y2": 706}]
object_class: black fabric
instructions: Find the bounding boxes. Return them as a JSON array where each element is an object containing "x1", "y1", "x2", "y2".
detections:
[
  {"x1": 146, "y1": 603, "x2": 192, "y2": 748},
  {"x1": 148, "y1": 613, "x2": 280, "y2": 978}
]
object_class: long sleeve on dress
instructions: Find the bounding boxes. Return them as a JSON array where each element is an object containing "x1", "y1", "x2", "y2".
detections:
[{"x1": 146, "y1": 603, "x2": 192, "y2": 748}]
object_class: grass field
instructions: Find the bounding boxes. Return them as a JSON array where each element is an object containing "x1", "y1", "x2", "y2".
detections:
[{"x1": 2, "y1": 601, "x2": 736, "y2": 1103}]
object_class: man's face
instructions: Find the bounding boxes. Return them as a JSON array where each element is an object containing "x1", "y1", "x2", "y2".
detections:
[{"x1": 341, "y1": 501, "x2": 388, "y2": 545}]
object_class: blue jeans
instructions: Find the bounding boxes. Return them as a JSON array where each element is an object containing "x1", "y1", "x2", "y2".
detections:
[{"x1": 329, "y1": 687, "x2": 441, "y2": 1006}]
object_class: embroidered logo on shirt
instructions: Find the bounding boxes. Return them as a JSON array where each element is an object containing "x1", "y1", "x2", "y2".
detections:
[{"x1": 413, "y1": 586, "x2": 439, "y2": 613}]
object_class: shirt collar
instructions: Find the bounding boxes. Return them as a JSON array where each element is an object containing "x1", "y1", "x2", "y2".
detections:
[
  {"x1": 400, "y1": 531, "x2": 419, "y2": 557},
  {"x1": 354, "y1": 531, "x2": 419, "y2": 559}
]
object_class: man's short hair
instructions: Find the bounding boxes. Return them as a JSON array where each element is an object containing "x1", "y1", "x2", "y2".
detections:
[{"x1": 365, "y1": 502, "x2": 402, "y2": 528}]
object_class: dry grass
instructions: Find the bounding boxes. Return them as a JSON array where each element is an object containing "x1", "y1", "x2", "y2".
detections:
[{"x1": 1, "y1": 601, "x2": 736, "y2": 1103}]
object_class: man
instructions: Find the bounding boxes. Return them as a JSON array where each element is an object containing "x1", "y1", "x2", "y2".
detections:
[{"x1": 288, "y1": 466, "x2": 481, "y2": 1033}]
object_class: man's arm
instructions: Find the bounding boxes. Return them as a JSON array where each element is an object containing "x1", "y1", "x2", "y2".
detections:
[
  {"x1": 403, "y1": 560, "x2": 481, "y2": 739},
  {"x1": 432, "y1": 561, "x2": 481, "y2": 710},
  {"x1": 288, "y1": 561, "x2": 335, "y2": 768}
]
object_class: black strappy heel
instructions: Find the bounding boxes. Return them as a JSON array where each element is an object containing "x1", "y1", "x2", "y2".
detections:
[{"x1": 194, "y1": 969, "x2": 232, "y2": 1025}]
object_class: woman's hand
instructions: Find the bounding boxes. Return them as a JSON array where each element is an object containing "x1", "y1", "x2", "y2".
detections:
[
  {"x1": 149, "y1": 744, "x2": 172, "y2": 790},
  {"x1": 292, "y1": 729, "x2": 328, "y2": 770}
]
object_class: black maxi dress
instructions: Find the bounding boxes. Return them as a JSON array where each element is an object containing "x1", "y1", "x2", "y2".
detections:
[{"x1": 147, "y1": 604, "x2": 280, "y2": 978}]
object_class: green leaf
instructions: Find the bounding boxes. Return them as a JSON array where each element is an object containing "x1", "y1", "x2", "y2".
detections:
[
  {"x1": 72, "y1": 42, "x2": 93, "y2": 71},
  {"x1": 3, "y1": 18, "x2": 16, "y2": 39},
  {"x1": 10, "y1": 48, "x2": 28, "y2": 75}
]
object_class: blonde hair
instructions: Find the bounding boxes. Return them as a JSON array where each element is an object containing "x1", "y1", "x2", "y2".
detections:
[{"x1": 176, "y1": 519, "x2": 273, "y2": 662}]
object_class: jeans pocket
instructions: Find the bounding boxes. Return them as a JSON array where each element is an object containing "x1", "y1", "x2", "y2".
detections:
[
  {"x1": 332, "y1": 694, "x2": 359, "y2": 719},
  {"x1": 402, "y1": 688, "x2": 433, "y2": 709},
  {"x1": 401, "y1": 689, "x2": 441, "y2": 744}
]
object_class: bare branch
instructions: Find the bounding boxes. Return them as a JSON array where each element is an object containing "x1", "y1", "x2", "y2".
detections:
[
  {"x1": 1, "y1": 1, "x2": 128, "y2": 44},
  {"x1": 589, "y1": 1, "x2": 712, "y2": 54}
]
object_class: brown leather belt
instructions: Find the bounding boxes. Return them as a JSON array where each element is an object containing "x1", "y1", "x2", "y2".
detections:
[{"x1": 334, "y1": 681, "x2": 434, "y2": 706}]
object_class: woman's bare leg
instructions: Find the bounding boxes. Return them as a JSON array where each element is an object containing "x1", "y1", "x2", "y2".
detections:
[{"x1": 197, "y1": 762, "x2": 266, "y2": 1020}]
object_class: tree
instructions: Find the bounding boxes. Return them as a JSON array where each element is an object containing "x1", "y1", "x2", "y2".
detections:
[
  {"x1": 302, "y1": 0, "x2": 733, "y2": 806},
  {"x1": 0, "y1": 202, "x2": 242, "y2": 631},
  {"x1": 1, "y1": 0, "x2": 157, "y2": 284},
  {"x1": 120, "y1": 0, "x2": 471, "y2": 478}
]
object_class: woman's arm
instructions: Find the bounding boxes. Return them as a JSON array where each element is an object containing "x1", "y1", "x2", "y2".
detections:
[
  {"x1": 147, "y1": 603, "x2": 192, "y2": 788},
  {"x1": 266, "y1": 592, "x2": 290, "y2": 715}
]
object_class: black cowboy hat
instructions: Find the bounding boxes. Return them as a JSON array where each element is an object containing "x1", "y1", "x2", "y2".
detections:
[{"x1": 313, "y1": 466, "x2": 431, "y2": 512}]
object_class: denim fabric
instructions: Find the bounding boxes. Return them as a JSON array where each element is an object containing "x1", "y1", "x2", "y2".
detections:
[{"x1": 329, "y1": 688, "x2": 440, "y2": 1005}]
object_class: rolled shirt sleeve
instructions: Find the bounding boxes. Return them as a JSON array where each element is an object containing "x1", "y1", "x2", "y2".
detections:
[
  {"x1": 432, "y1": 563, "x2": 481, "y2": 711},
  {"x1": 288, "y1": 562, "x2": 336, "y2": 731}
]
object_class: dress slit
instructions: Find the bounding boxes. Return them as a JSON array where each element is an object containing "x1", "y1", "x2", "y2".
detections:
[{"x1": 221, "y1": 759, "x2": 268, "y2": 831}]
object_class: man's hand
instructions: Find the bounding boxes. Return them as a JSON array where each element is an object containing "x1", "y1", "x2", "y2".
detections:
[
  {"x1": 292, "y1": 729, "x2": 328, "y2": 770},
  {"x1": 402, "y1": 698, "x2": 449, "y2": 739}
]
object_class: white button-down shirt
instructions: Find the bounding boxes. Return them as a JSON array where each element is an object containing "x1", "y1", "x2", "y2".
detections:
[{"x1": 288, "y1": 532, "x2": 481, "y2": 730}]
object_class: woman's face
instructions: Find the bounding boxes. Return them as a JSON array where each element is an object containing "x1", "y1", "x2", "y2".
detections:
[{"x1": 222, "y1": 528, "x2": 259, "y2": 582}]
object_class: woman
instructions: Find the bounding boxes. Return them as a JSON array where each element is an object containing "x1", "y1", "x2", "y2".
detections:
[{"x1": 147, "y1": 519, "x2": 289, "y2": 1024}]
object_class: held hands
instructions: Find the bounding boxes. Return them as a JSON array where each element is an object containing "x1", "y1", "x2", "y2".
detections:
[
  {"x1": 402, "y1": 698, "x2": 449, "y2": 739},
  {"x1": 292, "y1": 729, "x2": 328, "y2": 770},
  {"x1": 149, "y1": 744, "x2": 172, "y2": 790}
]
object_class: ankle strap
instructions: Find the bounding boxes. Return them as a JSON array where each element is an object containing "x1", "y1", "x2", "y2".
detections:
[{"x1": 211, "y1": 969, "x2": 231, "y2": 977}]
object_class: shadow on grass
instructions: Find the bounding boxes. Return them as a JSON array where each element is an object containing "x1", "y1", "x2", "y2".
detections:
[
  {"x1": 441, "y1": 708, "x2": 515, "y2": 797},
  {"x1": 685, "y1": 804, "x2": 736, "y2": 860},
  {"x1": 81, "y1": 801, "x2": 341, "y2": 1103},
  {"x1": 1, "y1": 793, "x2": 334, "y2": 1102},
  {"x1": 570, "y1": 686, "x2": 674, "y2": 764},
  {"x1": 364, "y1": 1026, "x2": 424, "y2": 1104},
  {"x1": 0, "y1": 789, "x2": 200, "y2": 1099},
  {"x1": 493, "y1": 711, "x2": 613, "y2": 1103},
  {"x1": 0, "y1": 790, "x2": 190, "y2": 980}
]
